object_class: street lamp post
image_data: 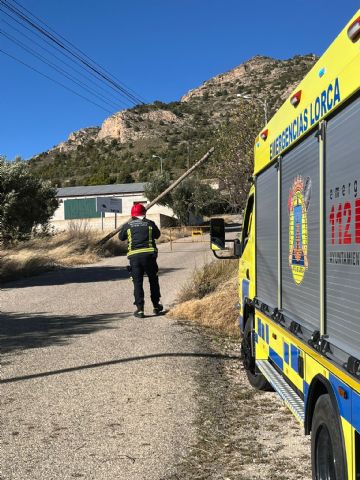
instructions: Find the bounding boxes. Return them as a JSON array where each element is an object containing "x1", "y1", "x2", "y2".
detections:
[
  {"x1": 152, "y1": 155, "x2": 164, "y2": 174},
  {"x1": 236, "y1": 94, "x2": 268, "y2": 125}
]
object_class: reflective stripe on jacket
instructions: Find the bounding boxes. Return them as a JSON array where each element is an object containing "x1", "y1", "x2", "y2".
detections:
[{"x1": 119, "y1": 217, "x2": 160, "y2": 257}]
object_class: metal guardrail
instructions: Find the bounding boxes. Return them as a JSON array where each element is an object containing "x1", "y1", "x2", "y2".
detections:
[{"x1": 168, "y1": 226, "x2": 210, "y2": 251}]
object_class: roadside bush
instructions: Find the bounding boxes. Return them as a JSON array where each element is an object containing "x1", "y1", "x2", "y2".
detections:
[{"x1": 0, "y1": 157, "x2": 58, "y2": 245}]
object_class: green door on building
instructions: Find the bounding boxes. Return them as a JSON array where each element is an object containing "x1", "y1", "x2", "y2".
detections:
[{"x1": 64, "y1": 198, "x2": 102, "y2": 220}]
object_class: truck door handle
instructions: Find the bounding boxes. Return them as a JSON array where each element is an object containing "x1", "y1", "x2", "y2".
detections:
[{"x1": 246, "y1": 269, "x2": 250, "y2": 280}]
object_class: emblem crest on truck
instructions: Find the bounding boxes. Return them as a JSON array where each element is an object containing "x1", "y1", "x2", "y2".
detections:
[{"x1": 288, "y1": 176, "x2": 311, "y2": 284}]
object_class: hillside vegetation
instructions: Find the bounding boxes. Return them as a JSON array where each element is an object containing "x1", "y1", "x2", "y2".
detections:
[{"x1": 28, "y1": 55, "x2": 317, "y2": 187}]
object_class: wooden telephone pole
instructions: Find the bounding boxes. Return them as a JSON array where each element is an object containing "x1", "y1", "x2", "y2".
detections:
[{"x1": 97, "y1": 147, "x2": 214, "y2": 246}]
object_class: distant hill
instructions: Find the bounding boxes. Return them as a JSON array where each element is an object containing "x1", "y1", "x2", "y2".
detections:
[{"x1": 29, "y1": 54, "x2": 317, "y2": 187}]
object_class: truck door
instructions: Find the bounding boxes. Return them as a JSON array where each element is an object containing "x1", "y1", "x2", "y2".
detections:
[{"x1": 239, "y1": 193, "x2": 255, "y2": 326}]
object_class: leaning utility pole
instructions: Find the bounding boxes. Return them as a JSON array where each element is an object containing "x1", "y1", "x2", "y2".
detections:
[{"x1": 97, "y1": 147, "x2": 215, "y2": 246}]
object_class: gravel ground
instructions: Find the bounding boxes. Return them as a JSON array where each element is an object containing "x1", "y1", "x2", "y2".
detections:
[
  {"x1": 0, "y1": 241, "x2": 212, "y2": 480},
  {"x1": 166, "y1": 329, "x2": 312, "y2": 480},
  {"x1": 0, "y1": 238, "x2": 311, "y2": 480}
]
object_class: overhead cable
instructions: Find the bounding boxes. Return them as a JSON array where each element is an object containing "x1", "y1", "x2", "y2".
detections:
[
  {"x1": 0, "y1": 6, "x2": 135, "y2": 107},
  {"x1": 0, "y1": 0, "x2": 145, "y2": 106},
  {"x1": 8, "y1": 0, "x2": 147, "y2": 104},
  {"x1": 0, "y1": 16, "x2": 132, "y2": 108},
  {"x1": 0, "y1": 47, "x2": 113, "y2": 113},
  {"x1": 0, "y1": 27, "x2": 125, "y2": 110}
]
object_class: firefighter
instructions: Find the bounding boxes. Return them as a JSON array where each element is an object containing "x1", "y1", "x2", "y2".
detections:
[{"x1": 119, "y1": 203, "x2": 163, "y2": 318}]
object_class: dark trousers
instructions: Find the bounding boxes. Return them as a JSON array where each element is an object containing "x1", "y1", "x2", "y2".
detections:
[{"x1": 129, "y1": 253, "x2": 161, "y2": 309}]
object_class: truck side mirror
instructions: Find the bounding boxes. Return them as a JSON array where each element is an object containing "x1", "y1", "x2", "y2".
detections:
[{"x1": 210, "y1": 218, "x2": 225, "y2": 251}]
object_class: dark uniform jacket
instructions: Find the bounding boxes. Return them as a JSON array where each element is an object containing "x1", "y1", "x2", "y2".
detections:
[{"x1": 119, "y1": 217, "x2": 161, "y2": 257}]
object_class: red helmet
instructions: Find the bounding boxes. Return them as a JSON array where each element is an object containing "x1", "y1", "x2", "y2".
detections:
[{"x1": 131, "y1": 203, "x2": 146, "y2": 217}]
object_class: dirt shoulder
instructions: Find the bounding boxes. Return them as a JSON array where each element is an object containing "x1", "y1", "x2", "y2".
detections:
[
  {"x1": 166, "y1": 325, "x2": 311, "y2": 480},
  {"x1": 0, "y1": 226, "x2": 186, "y2": 283}
]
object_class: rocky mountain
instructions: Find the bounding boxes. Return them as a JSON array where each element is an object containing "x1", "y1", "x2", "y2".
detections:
[
  {"x1": 52, "y1": 127, "x2": 100, "y2": 154},
  {"x1": 29, "y1": 54, "x2": 317, "y2": 187}
]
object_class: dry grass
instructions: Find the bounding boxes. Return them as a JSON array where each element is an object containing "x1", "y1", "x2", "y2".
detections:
[
  {"x1": 0, "y1": 224, "x2": 193, "y2": 283},
  {"x1": 170, "y1": 260, "x2": 240, "y2": 337},
  {"x1": 178, "y1": 259, "x2": 238, "y2": 302},
  {"x1": 158, "y1": 226, "x2": 191, "y2": 244},
  {"x1": 0, "y1": 223, "x2": 127, "y2": 283}
]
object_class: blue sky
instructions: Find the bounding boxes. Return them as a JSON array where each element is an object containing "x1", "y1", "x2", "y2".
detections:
[{"x1": 1, "y1": 0, "x2": 359, "y2": 160}]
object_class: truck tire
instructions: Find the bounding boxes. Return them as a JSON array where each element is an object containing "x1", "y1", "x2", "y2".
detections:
[
  {"x1": 311, "y1": 394, "x2": 347, "y2": 480},
  {"x1": 242, "y1": 315, "x2": 272, "y2": 391}
]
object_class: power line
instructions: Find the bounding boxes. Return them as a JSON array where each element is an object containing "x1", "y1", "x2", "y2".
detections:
[
  {"x1": 8, "y1": 0, "x2": 147, "y2": 104},
  {"x1": 0, "y1": 2, "x2": 194, "y2": 156},
  {"x1": 0, "y1": 47, "x2": 113, "y2": 113},
  {"x1": 0, "y1": 27, "x2": 124, "y2": 111},
  {"x1": 0, "y1": 0, "x2": 145, "y2": 106},
  {"x1": 0, "y1": 6, "x2": 136, "y2": 108},
  {"x1": 0, "y1": 16, "x2": 132, "y2": 108}
]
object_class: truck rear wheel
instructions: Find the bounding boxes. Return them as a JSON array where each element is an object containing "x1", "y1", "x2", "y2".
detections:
[
  {"x1": 311, "y1": 394, "x2": 347, "y2": 480},
  {"x1": 242, "y1": 315, "x2": 272, "y2": 391}
]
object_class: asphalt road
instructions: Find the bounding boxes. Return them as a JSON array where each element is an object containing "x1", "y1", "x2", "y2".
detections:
[{"x1": 0, "y1": 240, "x2": 213, "y2": 480}]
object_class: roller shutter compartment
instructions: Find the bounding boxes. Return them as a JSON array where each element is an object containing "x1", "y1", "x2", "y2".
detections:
[
  {"x1": 325, "y1": 96, "x2": 360, "y2": 358},
  {"x1": 256, "y1": 164, "x2": 278, "y2": 309},
  {"x1": 281, "y1": 132, "x2": 320, "y2": 331}
]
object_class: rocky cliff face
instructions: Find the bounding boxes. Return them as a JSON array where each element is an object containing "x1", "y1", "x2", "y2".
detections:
[
  {"x1": 181, "y1": 56, "x2": 272, "y2": 102},
  {"x1": 97, "y1": 109, "x2": 184, "y2": 142},
  {"x1": 52, "y1": 108, "x2": 186, "y2": 155},
  {"x1": 182, "y1": 54, "x2": 317, "y2": 103},
  {"x1": 30, "y1": 54, "x2": 318, "y2": 186},
  {"x1": 48, "y1": 54, "x2": 317, "y2": 153},
  {"x1": 54, "y1": 127, "x2": 100, "y2": 153}
]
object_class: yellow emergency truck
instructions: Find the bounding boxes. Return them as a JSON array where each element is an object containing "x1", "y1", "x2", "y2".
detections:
[{"x1": 210, "y1": 10, "x2": 360, "y2": 480}]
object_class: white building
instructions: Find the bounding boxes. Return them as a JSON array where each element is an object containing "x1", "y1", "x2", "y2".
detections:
[{"x1": 52, "y1": 182, "x2": 175, "y2": 230}]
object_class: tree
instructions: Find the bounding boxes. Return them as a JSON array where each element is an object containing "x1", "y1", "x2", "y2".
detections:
[
  {"x1": 0, "y1": 157, "x2": 59, "y2": 244},
  {"x1": 144, "y1": 172, "x2": 172, "y2": 207},
  {"x1": 207, "y1": 102, "x2": 263, "y2": 211},
  {"x1": 145, "y1": 173, "x2": 226, "y2": 225},
  {"x1": 172, "y1": 179, "x2": 226, "y2": 224}
]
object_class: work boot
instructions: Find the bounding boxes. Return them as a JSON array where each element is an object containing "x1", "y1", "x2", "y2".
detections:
[
  {"x1": 134, "y1": 308, "x2": 145, "y2": 319},
  {"x1": 153, "y1": 303, "x2": 164, "y2": 315}
]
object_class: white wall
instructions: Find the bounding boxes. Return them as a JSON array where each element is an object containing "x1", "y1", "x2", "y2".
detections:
[{"x1": 51, "y1": 192, "x2": 175, "y2": 231}]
